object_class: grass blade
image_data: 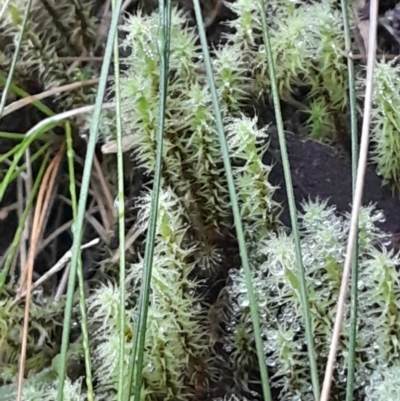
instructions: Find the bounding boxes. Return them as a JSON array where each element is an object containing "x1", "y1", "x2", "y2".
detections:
[
  {"x1": 340, "y1": 0, "x2": 360, "y2": 399},
  {"x1": 192, "y1": 1, "x2": 272, "y2": 400},
  {"x1": 109, "y1": 0, "x2": 128, "y2": 399},
  {"x1": 65, "y1": 122, "x2": 94, "y2": 401},
  {"x1": 55, "y1": 1, "x2": 124, "y2": 398},
  {"x1": 0, "y1": 0, "x2": 34, "y2": 117},
  {"x1": 256, "y1": 0, "x2": 320, "y2": 398},
  {"x1": 131, "y1": 2, "x2": 172, "y2": 400}
]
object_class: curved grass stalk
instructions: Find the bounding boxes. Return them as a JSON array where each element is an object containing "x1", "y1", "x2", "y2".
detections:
[
  {"x1": 130, "y1": 2, "x2": 172, "y2": 401},
  {"x1": 55, "y1": 0, "x2": 123, "y2": 397},
  {"x1": 257, "y1": 0, "x2": 320, "y2": 399},
  {"x1": 192, "y1": 1, "x2": 272, "y2": 400},
  {"x1": 0, "y1": 104, "x2": 112, "y2": 202}
]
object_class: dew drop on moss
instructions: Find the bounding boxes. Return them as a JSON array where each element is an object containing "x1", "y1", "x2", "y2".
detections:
[
  {"x1": 270, "y1": 261, "x2": 284, "y2": 276},
  {"x1": 239, "y1": 298, "x2": 250, "y2": 308}
]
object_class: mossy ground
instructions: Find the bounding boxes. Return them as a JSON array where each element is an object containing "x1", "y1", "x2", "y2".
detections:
[{"x1": 2, "y1": 1, "x2": 400, "y2": 400}]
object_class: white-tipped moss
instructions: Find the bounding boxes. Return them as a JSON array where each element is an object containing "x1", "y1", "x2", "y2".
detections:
[
  {"x1": 220, "y1": 200, "x2": 400, "y2": 399},
  {"x1": 365, "y1": 363, "x2": 400, "y2": 401},
  {"x1": 226, "y1": 115, "x2": 278, "y2": 238},
  {"x1": 225, "y1": 0, "x2": 347, "y2": 140},
  {"x1": 88, "y1": 188, "x2": 210, "y2": 400},
  {"x1": 369, "y1": 59, "x2": 400, "y2": 191},
  {"x1": 0, "y1": 0, "x2": 98, "y2": 109},
  {"x1": 0, "y1": 369, "x2": 86, "y2": 401}
]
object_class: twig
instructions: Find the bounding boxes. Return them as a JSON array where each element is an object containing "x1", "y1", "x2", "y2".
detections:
[
  {"x1": 319, "y1": 0, "x2": 379, "y2": 400},
  {"x1": 54, "y1": 263, "x2": 70, "y2": 302},
  {"x1": 13, "y1": 238, "x2": 99, "y2": 305},
  {"x1": 16, "y1": 144, "x2": 65, "y2": 401},
  {"x1": 0, "y1": 201, "x2": 18, "y2": 219},
  {"x1": 36, "y1": 204, "x2": 99, "y2": 253},
  {"x1": 2, "y1": 79, "x2": 100, "y2": 118},
  {"x1": 85, "y1": 213, "x2": 107, "y2": 243},
  {"x1": 61, "y1": 239, "x2": 99, "y2": 303}
]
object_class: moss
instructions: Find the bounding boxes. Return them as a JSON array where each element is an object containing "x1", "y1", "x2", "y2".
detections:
[
  {"x1": 3, "y1": 1, "x2": 400, "y2": 399},
  {"x1": 220, "y1": 200, "x2": 400, "y2": 400},
  {"x1": 0, "y1": 0, "x2": 99, "y2": 109},
  {"x1": 368, "y1": 58, "x2": 400, "y2": 192},
  {"x1": 87, "y1": 189, "x2": 211, "y2": 400}
]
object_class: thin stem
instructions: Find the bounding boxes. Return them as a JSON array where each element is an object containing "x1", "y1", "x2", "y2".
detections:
[
  {"x1": 193, "y1": 1, "x2": 273, "y2": 400},
  {"x1": 341, "y1": 0, "x2": 360, "y2": 398},
  {"x1": 257, "y1": 1, "x2": 320, "y2": 399},
  {"x1": 320, "y1": 0, "x2": 379, "y2": 399},
  {"x1": 131, "y1": 2, "x2": 172, "y2": 401}
]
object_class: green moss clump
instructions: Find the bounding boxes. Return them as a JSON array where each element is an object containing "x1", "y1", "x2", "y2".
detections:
[
  {"x1": 0, "y1": 366, "x2": 86, "y2": 400},
  {"x1": 365, "y1": 363, "x2": 400, "y2": 401},
  {"x1": 0, "y1": 0, "x2": 99, "y2": 109},
  {"x1": 368, "y1": 58, "x2": 400, "y2": 192},
  {"x1": 219, "y1": 200, "x2": 400, "y2": 400},
  {"x1": 225, "y1": 0, "x2": 348, "y2": 142},
  {"x1": 88, "y1": 189, "x2": 211, "y2": 400},
  {"x1": 0, "y1": 295, "x2": 65, "y2": 383}
]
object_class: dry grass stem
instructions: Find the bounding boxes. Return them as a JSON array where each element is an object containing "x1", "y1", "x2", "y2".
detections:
[
  {"x1": 16, "y1": 143, "x2": 65, "y2": 401},
  {"x1": 319, "y1": 0, "x2": 379, "y2": 399}
]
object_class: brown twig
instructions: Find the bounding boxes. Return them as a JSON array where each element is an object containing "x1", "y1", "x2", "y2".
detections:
[
  {"x1": 16, "y1": 143, "x2": 65, "y2": 401},
  {"x1": 12, "y1": 238, "x2": 99, "y2": 306},
  {"x1": 349, "y1": 53, "x2": 400, "y2": 60},
  {"x1": 2, "y1": 79, "x2": 100, "y2": 118}
]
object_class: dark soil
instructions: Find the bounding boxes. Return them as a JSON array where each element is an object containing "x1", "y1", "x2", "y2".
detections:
[{"x1": 264, "y1": 129, "x2": 400, "y2": 240}]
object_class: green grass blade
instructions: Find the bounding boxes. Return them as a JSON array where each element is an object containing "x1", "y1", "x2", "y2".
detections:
[
  {"x1": 256, "y1": 0, "x2": 320, "y2": 399},
  {"x1": 131, "y1": 2, "x2": 172, "y2": 401},
  {"x1": 341, "y1": 0, "x2": 359, "y2": 398},
  {"x1": 0, "y1": 151, "x2": 50, "y2": 294},
  {"x1": 0, "y1": 73, "x2": 55, "y2": 116},
  {"x1": 0, "y1": 143, "x2": 24, "y2": 164},
  {"x1": 65, "y1": 122, "x2": 94, "y2": 401},
  {"x1": 55, "y1": 1, "x2": 123, "y2": 399},
  {"x1": 192, "y1": 1, "x2": 272, "y2": 400},
  {"x1": 109, "y1": 0, "x2": 127, "y2": 399},
  {"x1": 0, "y1": 104, "x2": 113, "y2": 202},
  {"x1": 0, "y1": 132, "x2": 26, "y2": 139},
  {"x1": 0, "y1": 0, "x2": 34, "y2": 117},
  {"x1": 9, "y1": 142, "x2": 50, "y2": 181}
]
